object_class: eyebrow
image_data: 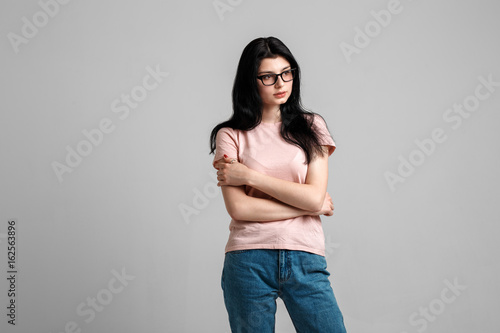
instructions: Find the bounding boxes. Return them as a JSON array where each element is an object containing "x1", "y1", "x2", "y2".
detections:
[{"x1": 257, "y1": 66, "x2": 291, "y2": 75}]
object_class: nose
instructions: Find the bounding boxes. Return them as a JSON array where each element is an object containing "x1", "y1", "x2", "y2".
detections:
[{"x1": 274, "y1": 75, "x2": 285, "y2": 87}]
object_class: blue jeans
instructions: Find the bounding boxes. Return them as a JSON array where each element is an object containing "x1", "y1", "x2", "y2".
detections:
[{"x1": 221, "y1": 249, "x2": 347, "y2": 332}]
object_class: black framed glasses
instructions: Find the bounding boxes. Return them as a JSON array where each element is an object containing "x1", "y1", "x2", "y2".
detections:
[{"x1": 256, "y1": 68, "x2": 296, "y2": 86}]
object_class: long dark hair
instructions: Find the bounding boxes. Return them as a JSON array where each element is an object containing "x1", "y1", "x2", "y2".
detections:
[{"x1": 209, "y1": 36, "x2": 330, "y2": 164}]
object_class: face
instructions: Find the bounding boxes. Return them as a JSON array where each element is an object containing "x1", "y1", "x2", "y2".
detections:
[{"x1": 256, "y1": 56, "x2": 294, "y2": 111}]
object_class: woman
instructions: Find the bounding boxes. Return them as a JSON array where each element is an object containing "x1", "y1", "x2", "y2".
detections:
[{"x1": 210, "y1": 36, "x2": 347, "y2": 332}]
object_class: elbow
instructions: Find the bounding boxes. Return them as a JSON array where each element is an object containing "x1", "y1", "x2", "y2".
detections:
[
  {"x1": 227, "y1": 209, "x2": 241, "y2": 221},
  {"x1": 225, "y1": 201, "x2": 245, "y2": 221},
  {"x1": 226, "y1": 205, "x2": 238, "y2": 220},
  {"x1": 308, "y1": 193, "x2": 326, "y2": 212},
  {"x1": 309, "y1": 202, "x2": 323, "y2": 213}
]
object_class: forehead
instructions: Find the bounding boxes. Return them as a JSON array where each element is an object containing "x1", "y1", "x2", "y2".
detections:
[{"x1": 258, "y1": 56, "x2": 291, "y2": 72}]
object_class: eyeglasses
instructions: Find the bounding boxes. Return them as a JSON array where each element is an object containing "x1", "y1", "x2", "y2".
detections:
[{"x1": 256, "y1": 68, "x2": 296, "y2": 86}]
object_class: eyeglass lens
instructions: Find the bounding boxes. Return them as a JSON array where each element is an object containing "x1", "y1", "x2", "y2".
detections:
[{"x1": 260, "y1": 69, "x2": 295, "y2": 86}]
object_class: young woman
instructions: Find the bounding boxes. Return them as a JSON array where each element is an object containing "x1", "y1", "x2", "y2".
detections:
[{"x1": 210, "y1": 37, "x2": 347, "y2": 332}]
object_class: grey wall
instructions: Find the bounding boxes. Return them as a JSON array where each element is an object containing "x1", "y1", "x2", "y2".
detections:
[{"x1": 1, "y1": 0, "x2": 499, "y2": 332}]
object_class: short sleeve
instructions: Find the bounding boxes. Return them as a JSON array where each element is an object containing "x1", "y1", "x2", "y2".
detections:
[
  {"x1": 212, "y1": 127, "x2": 239, "y2": 168},
  {"x1": 311, "y1": 114, "x2": 336, "y2": 156}
]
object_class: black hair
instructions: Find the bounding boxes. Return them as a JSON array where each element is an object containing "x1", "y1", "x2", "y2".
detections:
[{"x1": 209, "y1": 36, "x2": 331, "y2": 164}]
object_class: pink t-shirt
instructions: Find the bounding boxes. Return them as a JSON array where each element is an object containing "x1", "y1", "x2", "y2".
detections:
[{"x1": 213, "y1": 114, "x2": 336, "y2": 256}]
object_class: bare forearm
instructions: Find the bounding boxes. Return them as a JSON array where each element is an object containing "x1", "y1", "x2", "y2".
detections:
[
  {"x1": 236, "y1": 197, "x2": 313, "y2": 222},
  {"x1": 222, "y1": 186, "x2": 315, "y2": 222},
  {"x1": 247, "y1": 170, "x2": 325, "y2": 212}
]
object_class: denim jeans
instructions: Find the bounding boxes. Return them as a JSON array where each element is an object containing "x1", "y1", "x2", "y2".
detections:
[{"x1": 221, "y1": 249, "x2": 347, "y2": 332}]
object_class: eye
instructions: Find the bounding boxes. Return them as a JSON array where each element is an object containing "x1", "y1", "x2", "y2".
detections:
[{"x1": 262, "y1": 74, "x2": 273, "y2": 80}]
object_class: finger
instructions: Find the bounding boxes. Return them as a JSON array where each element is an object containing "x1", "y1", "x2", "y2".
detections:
[
  {"x1": 215, "y1": 157, "x2": 231, "y2": 169},
  {"x1": 214, "y1": 157, "x2": 227, "y2": 167},
  {"x1": 223, "y1": 154, "x2": 237, "y2": 164},
  {"x1": 216, "y1": 161, "x2": 230, "y2": 170}
]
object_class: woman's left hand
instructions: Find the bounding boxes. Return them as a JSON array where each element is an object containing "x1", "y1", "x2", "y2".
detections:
[{"x1": 214, "y1": 155, "x2": 250, "y2": 187}]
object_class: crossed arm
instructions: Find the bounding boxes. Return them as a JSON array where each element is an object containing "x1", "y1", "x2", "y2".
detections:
[{"x1": 213, "y1": 147, "x2": 334, "y2": 222}]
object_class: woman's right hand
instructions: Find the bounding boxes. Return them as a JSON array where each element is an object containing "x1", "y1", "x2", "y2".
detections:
[{"x1": 315, "y1": 192, "x2": 334, "y2": 216}]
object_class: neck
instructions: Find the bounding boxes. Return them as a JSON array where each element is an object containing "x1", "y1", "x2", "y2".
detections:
[{"x1": 261, "y1": 105, "x2": 281, "y2": 123}]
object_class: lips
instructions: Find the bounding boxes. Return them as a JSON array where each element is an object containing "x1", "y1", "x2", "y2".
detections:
[{"x1": 274, "y1": 91, "x2": 286, "y2": 98}]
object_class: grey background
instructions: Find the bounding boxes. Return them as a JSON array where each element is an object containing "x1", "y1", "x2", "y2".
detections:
[{"x1": 1, "y1": 0, "x2": 499, "y2": 332}]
